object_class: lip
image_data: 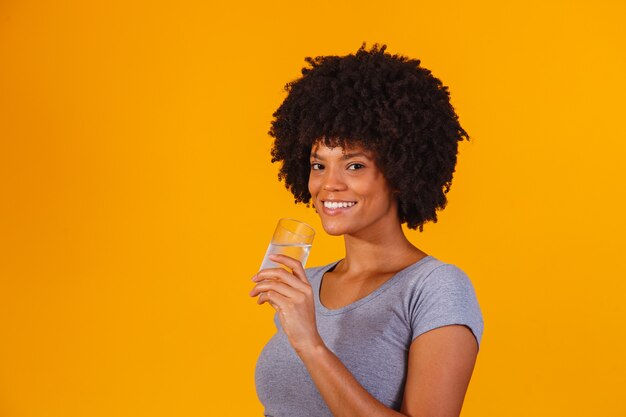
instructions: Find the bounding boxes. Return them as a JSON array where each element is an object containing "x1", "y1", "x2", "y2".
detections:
[{"x1": 320, "y1": 200, "x2": 357, "y2": 216}]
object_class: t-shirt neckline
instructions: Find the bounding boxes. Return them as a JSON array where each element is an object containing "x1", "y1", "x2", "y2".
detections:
[{"x1": 315, "y1": 255, "x2": 434, "y2": 316}]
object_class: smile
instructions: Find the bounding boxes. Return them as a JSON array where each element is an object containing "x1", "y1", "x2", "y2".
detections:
[{"x1": 323, "y1": 201, "x2": 357, "y2": 209}]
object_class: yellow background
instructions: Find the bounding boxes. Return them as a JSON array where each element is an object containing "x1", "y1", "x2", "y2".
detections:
[{"x1": 1, "y1": 1, "x2": 625, "y2": 416}]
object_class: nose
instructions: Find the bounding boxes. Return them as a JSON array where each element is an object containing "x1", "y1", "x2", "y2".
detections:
[{"x1": 321, "y1": 166, "x2": 347, "y2": 192}]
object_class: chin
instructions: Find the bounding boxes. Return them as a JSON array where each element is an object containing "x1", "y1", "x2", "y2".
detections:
[
  {"x1": 323, "y1": 227, "x2": 345, "y2": 236},
  {"x1": 320, "y1": 220, "x2": 351, "y2": 236}
]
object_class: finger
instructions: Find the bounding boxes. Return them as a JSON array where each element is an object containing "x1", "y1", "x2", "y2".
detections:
[
  {"x1": 254, "y1": 267, "x2": 310, "y2": 292},
  {"x1": 267, "y1": 254, "x2": 309, "y2": 284},
  {"x1": 250, "y1": 280, "x2": 302, "y2": 300},
  {"x1": 257, "y1": 290, "x2": 288, "y2": 311}
]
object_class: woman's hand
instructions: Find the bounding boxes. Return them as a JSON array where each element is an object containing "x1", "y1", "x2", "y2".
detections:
[{"x1": 249, "y1": 253, "x2": 324, "y2": 355}]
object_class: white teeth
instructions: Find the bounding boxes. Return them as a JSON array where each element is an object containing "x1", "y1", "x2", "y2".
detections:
[{"x1": 324, "y1": 201, "x2": 356, "y2": 209}]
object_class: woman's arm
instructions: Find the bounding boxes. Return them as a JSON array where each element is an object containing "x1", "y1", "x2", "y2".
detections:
[
  {"x1": 400, "y1": 324, "x2": 478, "y2": 417},
  {"x1": 296, "y1": 341, "x2": 405, "y2": 417},
  {"x1": 296, "y1": 324, "x2": 478, "y2": 417},
  {"x1": 250, "y1": 254, "x2": 479, "y2": 417}
]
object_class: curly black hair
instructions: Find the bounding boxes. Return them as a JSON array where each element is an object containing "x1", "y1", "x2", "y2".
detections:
[{"x1": 268, "y1": 42, "x2": 470, "y2": 232}]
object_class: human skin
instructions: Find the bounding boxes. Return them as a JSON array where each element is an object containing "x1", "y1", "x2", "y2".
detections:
[{"x1": 249, "y1": 142, "x2": 478, "y2": 417}]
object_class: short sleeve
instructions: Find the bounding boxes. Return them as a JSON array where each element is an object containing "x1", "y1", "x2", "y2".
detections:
[{"x1": 409, "y1": 264, "x2": 484, "y2": 351}]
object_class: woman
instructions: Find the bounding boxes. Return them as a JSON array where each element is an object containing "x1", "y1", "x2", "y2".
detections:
[{"x1": 250, "y1": 43, "x2": 484, "y2": 417}]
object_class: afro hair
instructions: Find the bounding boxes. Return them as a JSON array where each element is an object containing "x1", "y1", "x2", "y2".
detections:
[{"x1": 268, "y1": 42, "x2": 470, "y2": 232}]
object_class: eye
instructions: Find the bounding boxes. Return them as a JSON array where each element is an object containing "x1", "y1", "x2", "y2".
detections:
[
  {"x1": 311, "y1": 162, "x2": 323, "y2": 170},
  {"x1": 347, "y1": 163, "x2": 365, "y2": 170}
]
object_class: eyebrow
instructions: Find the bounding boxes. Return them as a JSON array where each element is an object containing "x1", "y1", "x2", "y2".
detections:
[{"x1": 310, "y1": 151, "x2": 371, "y2": 160}]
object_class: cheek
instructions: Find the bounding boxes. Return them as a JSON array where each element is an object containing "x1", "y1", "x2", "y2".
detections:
[
  {"x1": 308, "y1": 176, "x2": 319, "y2": 196},
  {"x1": 359, "y1": 181, "x2": 394, "y2": 209}
]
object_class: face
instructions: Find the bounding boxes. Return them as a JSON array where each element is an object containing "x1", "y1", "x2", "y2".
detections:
[{"x1": 308, "y1": 141, "x2": 400, "y2": 238}]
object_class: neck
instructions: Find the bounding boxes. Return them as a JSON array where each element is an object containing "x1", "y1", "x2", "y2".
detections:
[{"x1": 336, "y1": 221, "x2": 425, "y2": 275}]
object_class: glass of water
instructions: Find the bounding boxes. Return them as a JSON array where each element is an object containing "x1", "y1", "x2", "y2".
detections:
[{"x1": 260, "y1": 218, "x2": 315, "y2": 270}]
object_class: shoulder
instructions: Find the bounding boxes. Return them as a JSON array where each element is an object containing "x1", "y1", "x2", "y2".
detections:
[
  {"x1": 400, "y1": 256, "x2": 475, "y2": 293},
  {"x1": 406, "y1": 259, "x2": 481, "y2": 309},
  {"x1": 422, "y1": 263, "x2": 475, "y2": 292},
  {"x1": 405, "y1": 259, "x2": 484, "y2": 350}
]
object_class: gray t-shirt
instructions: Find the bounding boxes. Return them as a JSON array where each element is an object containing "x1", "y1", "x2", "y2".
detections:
[{"x1": 254, "y1": 255, "x2": 484, "y2": 417}]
